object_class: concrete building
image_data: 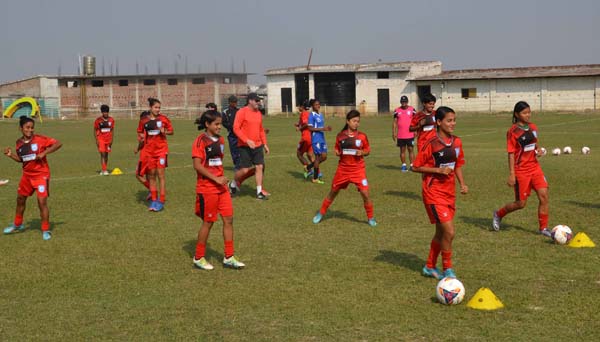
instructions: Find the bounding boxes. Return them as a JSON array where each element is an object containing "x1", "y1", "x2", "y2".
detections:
[
  {"x1": 266, "y1": 62, "x2": 600, "y2": 115},
  {"x1": 265, "y1": 61, "x2": 442, "y2": 116},
  {"x1": 1, "y1": 72, "x2": 249, "y2": 119}
]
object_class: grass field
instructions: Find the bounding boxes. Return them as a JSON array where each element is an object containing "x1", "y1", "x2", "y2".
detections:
[{"x1": 1, "y1": 112, "x2": 599, "y2": 341}]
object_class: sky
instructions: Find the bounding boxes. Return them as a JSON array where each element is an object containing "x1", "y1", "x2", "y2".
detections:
[{"x1": 1, "y1": 0, "x2": 599, "y2": 84}]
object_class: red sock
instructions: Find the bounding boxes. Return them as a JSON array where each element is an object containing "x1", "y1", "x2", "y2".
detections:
[
  {"x1": 194, "y1": 243, "x2": 206, "y2": 260},
  {"x1": 14, "y1": 215, "x2": 23, "y2": 227},
  {"x1": 538, "y1": 213, "x2": 549, "y2": 230},
  {"x1": 364, "y1": 202, "x2": 374, "y2": 219},
  {"x1": 441, "y1": 250, "x2": 453, "y2": 270},
  {"x1": 426, "y1": 240, "x2": 441, "y2": 268},
  {"x1": 319, "y1": 198, "x2": 333, "y2": 215},
  {"x1": 101, "y1": 162, "x2": 107, "y2": 172},
  {"x1": 160, "y1": 193, "x2": 166, "y2": 203},
  {"x1": 497, "y1": 207, "x2": 508, "y2": 218},
  {"x1": 41, "y1": 221, "x2": 50, "y2": 232},
  {"x1": 150, "y1": 187, "x2": 158, "y2": 201},
  {"x1": 142, "y1": 180, "x2": 150, "y2": 189},
  {"x1": 224, "y1": 240, "x2": 234, "y2": 258}
]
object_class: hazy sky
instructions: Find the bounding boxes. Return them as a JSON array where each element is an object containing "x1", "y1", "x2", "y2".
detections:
[{"x1": 1, "y1": 0, "x2": 599, "y2": 84}]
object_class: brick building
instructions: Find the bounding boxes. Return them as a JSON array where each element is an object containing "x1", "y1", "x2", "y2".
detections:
[{"x1": 0, "y1": 72, "x2": 249, "y2": 119}]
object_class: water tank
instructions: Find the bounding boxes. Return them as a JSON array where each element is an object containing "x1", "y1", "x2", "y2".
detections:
[{"x1": 83, "y1": 55, "x2": 96, "y2": 76}]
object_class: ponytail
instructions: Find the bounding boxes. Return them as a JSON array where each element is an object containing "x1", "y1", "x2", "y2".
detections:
[{"x1": 148, "y1": 97, "x2": 161, "y2": 107}]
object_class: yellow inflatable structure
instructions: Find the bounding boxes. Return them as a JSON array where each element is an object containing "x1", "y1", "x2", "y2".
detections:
[{"x1": 3, "y1": 97, "x2": 42, "y2": 122}]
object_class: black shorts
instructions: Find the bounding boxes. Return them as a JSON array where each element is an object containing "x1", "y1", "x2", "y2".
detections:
[
  {"x1": 396, "y1": 138, "x2": 414, "y2": 148},
  {"x1": 239, "y1": 146, "x2": 265, "y2": 168}
]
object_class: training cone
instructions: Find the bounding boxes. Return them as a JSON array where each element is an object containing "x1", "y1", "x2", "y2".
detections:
[
  {"x1": 110, "y1": 168, "x2": 123, "y2": 175},
  {"x1": 568, "y1": 232, "x2": 596, "y2": 248},
  {"x1": 466, "y1": 288, "x2": 504, "y2": 310}
]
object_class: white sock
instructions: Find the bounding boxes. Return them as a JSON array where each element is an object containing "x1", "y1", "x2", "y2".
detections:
[
  {"x1": 256, "y1": 185, "x2": 262, "y2": 194},
  {"x1": 231, "y1": 180, "x2": 237, "y2": 188}
]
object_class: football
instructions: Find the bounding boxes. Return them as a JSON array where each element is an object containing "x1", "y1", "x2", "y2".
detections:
[
  {"x1": 539, "y1": 147, "x2": 547, "y2": 156},
  {"x1": 563, "y1": 146, "x2": 572, "y2": 154},
  {"x1": 551, "y1": 225, "x2": 573, "y2": 245},
  {"x1": 581, "y1": 146, "x2": 591, "y2": 154},
  {"x1": 552, "y1": 148, "x2": 561, "y2": 156},
  {"x1": 436, "y1": 277, "x2": 465, "y2": 305}
]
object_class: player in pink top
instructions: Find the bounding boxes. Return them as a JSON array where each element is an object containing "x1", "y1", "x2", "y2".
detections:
[{"x1": 392, "y1": 96, "x2": 415, "y2": 172}]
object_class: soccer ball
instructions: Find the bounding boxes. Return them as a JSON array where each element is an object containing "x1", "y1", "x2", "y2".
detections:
[
  {"x1": 551, "y1": 225, "x2": 573, "y2": 245},
  {"x1": 552, "y1": 148, "x2": 561, "y2": 156},
  {"x1": 538, "y1": 147, "x2": 547, "y2": 156},
  {"x1": 436, "y1": 277, "x2": 465, "y2": 305},
  {"x1": 581, "y1": 146, "x2": 591, "y2": 155},
  {"x1": 563, "y1": 146, "x2": 572, "y2": 154}
]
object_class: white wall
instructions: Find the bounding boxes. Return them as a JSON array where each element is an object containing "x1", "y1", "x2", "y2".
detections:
[
  {"x1": 266, "y1": 74, "x2": 295, "y2": 114},
  {"x1": 355, "y1": 71, "x2": 410, "y2": 113}
]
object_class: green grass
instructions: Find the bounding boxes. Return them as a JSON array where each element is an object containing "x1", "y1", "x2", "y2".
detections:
[{"x1": 0, "y1": 113, "x2": 599, "y2": 341}]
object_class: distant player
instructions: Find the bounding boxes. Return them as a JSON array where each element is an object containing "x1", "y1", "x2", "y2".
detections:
[
  {"x1": 307, "y1": 99, "x2": 332, "y2": 184},
  {"x1": 312, "y1": 110, "x2": 376, "y2": 226},
  {"x1": 393, "y1": 95, "x2": 415, "y2": 172},
  {"x1": 94, "y1": 104, "x2": 115, "y2": 175},
  {"x1": 222, "y1": 95, "x2": 241, "y2": 170},
  {"x1": 192, "y1": 110, "x2": 245, "y2": 270},
  {"x1": 412, "y1": 106, "x2": 468, "y2": 280},
  {"x1": 492, "y1": 101, "x2": 551, "y2": 237},
  {"x1": 137, "y1": 98, "x2": 174, "y2": 211},
  {"x1": 135, "y1": 110, "x2": 151, "y2": 197},
  {"x1": 3, "y1": 116, "x2": 62, "y2": 240},
  {"x1": 294, "y1": 100, "x2": 315, "y2": 178},
  {"x1": 410, "y1": 93, "x2": 437, "y2": 150}
]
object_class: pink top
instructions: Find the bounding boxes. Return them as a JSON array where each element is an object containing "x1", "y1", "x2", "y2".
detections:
[{"x1": 394, "y1": 106, "x2": 415, "y2": 139}]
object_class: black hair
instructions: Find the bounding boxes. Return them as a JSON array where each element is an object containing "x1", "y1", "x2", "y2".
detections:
[
  {"x1": 302, "y1": 99, "x2": 311, "y2": 110},
  {"x1": 140, "y1": 110, "x2": 150, "y2": 118},
  {"x1": 341, "y1": 109, "x2": 361, "y2": 132},
  {"x1": 421, "y1": 93, "x2": 436, "y2": 104},
  {"x1": 195, "y1": 110, "x2": 221, "y2": 130},
  {"x1": 19, "y1": 116, "x2": 35, "y2": 128},
  {"x1": 205, "y1": 102, "x2": 218, "y2": 111},
  {"x1": 435, "y1": 106, "x2": 456, "y2": 129},
  {"x1": 512, "y1": 101, "x2": 530, "y2": 124},
  {"x1": 100, "y1": 104, "x2": 110, "y2": 113},
  {"x1": 148, "y1": 97, "x2": 161, "y2": 107},
  {"x1": 309, "y1": 99, "x2": 319, "y2": 110}
]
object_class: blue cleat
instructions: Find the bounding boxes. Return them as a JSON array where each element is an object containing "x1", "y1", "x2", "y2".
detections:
[
  {"x1": 401, "y1": 164, "x2": 408, "y2": 172},
  {"x1": 4, "y1": 224, "x2": 25, "y2": 234},
  {"x1": 422, "y1": 266, "x2": 443, "y2": 280},
  {"x1": 154, "y1": 201, "x2": 164, "y2": 212},
  {"x1": 148, "y1": 201, "x2": 159, "y2": 211},
  {"x1": 368, "y1": 218, "x2": 377, "y2": 227},
  {"x1": 443, "y1": 268, "x2": 457, "y2": 279},
  {"x1": 313, "y1": 212, "x2": 323, "y2": 224},
  {"x1": 42, "y1": 231, "x2": 52, "y2": 241}
]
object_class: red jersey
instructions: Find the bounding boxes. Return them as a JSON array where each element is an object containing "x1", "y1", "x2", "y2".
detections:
[
  {"x1": 507, "y1": 123, "x2": 541, "y2": 173},
  {"x1": 94, "y1": 116, "x2": 115, "y2": 142},
  {"x1": 233, "y1": 106, "x2": 267, "y2": 148},
  {"x1": 413, "y1": 135, "x2": 465, "y2": 205},
  {"x1": 15, "y1": 134, "x2": 58, "y2": 178},
  {"x1": 334, "y1": 130, "x2": 370, "y2": 172},
  {"x1": 192, "y1": 133, "x2": 227, "y2": 194},
  {"x1": 411, "y1": 111, "x2": 437, "y2": 148},
  {"x1": 137, "y1": 114, "x2": 173, "y2": 155},
  {"x1": 298, "y1": 110, "x2": 311, "y2": 141}
]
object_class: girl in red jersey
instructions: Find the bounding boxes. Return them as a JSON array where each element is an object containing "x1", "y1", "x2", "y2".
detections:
[
  {"x1": 492, "y1": 101, "x2": 551, "y2": 237},
  {"x1": 412, "y1": 106, "x2": 468, "y2": 279},
  {"x1": 312, "y1": 110, "x2": 376, "y2": 226},
  {"x1": 137, "y1": 98, "x2": 173, "y2": 212},
  {"x1": 135, "y1": 110, "x2": 151, "y2": 199},
  {"x1": 294, "y1": 100, "x2": 315, "y2": 178},
  {"x1": 93, "y1": 104, "x2": 115, "y2": 175},
  {"x1": 409, "y1": 93, "x2": 437, "y2": 150},
  {"x1": 192, "y1": 110, "x2": 245, "y2": 270},
  {"x1": 3, "y1": 116, "x2": 62, "y2": 240}
]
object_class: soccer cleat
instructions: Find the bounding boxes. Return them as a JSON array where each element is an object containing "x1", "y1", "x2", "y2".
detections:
[
  {"x1": 539, "y1": 228, "x2": 552, "y2": 238},
  {"x1": 148, "y1": 201, "x2": 157, "y2": 211},
  {"x1": 154, "y1": 201, "x2": 164, "y2": 212},
  {"x1": 401, "y1": 164, "x2": 408, "y2": 172},
  {"x1": 223, "y1": 256, "x2": 245, "y2": 269},
  {"x1": 443, "y1": 268, "x2": 457, "y2": 279},
  {"x1": 368, "y1": 218, "x2": 377, "y2": 227},
  {"x1": 422, "y1": 266, "x2": 443, "y2": 280},
  {"x1": 492, "y1": 211, "x2": 502, "y2": 231},
  {"x1": 3, "y1": 224, "x2": 25, "y2": 234},
  {"x1": 193, "y1": 257, "x2": 214, "y2": 270},
  {"x1": 303, "y1": 170, "x2": 314, "y2": 179},
  {"x1": 311, "y1": 178, "x2": 325, "y2": 184},
  {"x1": 313, "y1": 212, "x2": 323, "y2": 224},
  {"x1": 42, "y1": 231, "x2": 52, "y2": 241},
  {"x1": 228, "y1": 181, "x2": 239, "y2": 195},
  {"x1": 256, "y1": 191, "x2": 269, "y2": 200}
]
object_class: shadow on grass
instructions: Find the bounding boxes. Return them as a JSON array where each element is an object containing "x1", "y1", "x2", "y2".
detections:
[
  {"x1": 374, "y1": 250, "x2": 424, "y2": 274},
  {"x1": 135, "y1": 190, "x2": 149, "y2": 204},
  {"x1": 564, "y1": 200, "x2": 600, "y2": 209},
  {"x1": 384, "y1": 190, "x2": 420, "y2": 201},
  {"x1": 375, "y1": 164, "x2": 402, "y2": 171},
  {"x1": 325, "y1": 210, "x2": 365, "y2": 224},
  {"x1": 459, "y1": 215, "x2": 535, "y2": 235},
  {"x1": 287, "y1": 170, "x2": 306, "y2": 181},
  {"x1": 182, "y1": 239, "x2": 224, "y2": 261},
  {"x1": 28, "y1": 219, "x2": 65, "y2": 232}
]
